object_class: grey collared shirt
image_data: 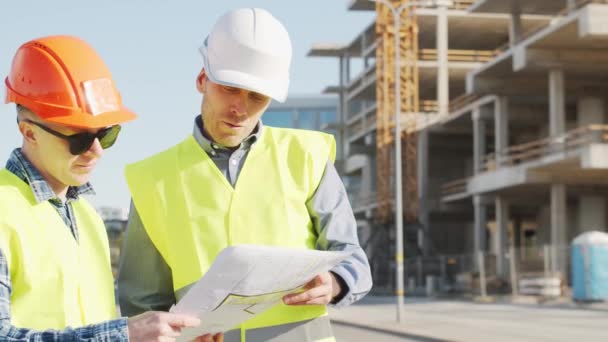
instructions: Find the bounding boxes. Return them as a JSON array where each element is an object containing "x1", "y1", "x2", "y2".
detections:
[{"x1": 118, "y1": 116, "x2": 372, "y2": 316}]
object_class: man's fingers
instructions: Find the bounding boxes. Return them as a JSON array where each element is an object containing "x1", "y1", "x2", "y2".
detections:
[
  {"x1": 284, "y1": 285, "x2": 330, "y2": 305},
  {"x1": 163, "y1": 313, "x2": 202, "y2": 328},
  {"x1": 196, "y1": 334, "x2": 212, "y2": 342},
  {"x1": 303, "y1": 275, "x2": 321, "y2": 290},
  {"x1": 195, "y1": 333, "x2": 224, "y2": 342},
  {"x1": 302, "y1": 296, "x2": 332, "y2": 305},
  {"x1": 159, "y1": 324, "x2": 181, "y2": 338},
  {"x1": 158, "y1": 338, "x2": 177, "y2": 342}
]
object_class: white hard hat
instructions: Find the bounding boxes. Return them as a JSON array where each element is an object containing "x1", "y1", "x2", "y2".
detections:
[{"x1": 199, "y1": 8, "x2": 292, "y2": 103}]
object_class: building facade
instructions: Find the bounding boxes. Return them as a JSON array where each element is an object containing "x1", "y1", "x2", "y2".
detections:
[{"x1": 310, "y1": 0, "x2": 608, "y2": 295}]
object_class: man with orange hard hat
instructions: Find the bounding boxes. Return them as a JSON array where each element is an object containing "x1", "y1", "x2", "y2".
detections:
[{"x1": 0, "y1": 35, "x2": 222, "y2": 341}]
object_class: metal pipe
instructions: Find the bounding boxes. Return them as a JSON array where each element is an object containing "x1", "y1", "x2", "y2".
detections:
[{"x1": 368, "y1": 0, "x2": 453, "y2": 324}]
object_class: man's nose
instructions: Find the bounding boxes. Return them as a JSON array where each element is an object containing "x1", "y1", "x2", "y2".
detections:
[
  {"x1": 84, "y1": 138, "x2": 103, "y2": 157},
  {"x1": 229, "y1": 93, "x2": 248, "y2": 116}
]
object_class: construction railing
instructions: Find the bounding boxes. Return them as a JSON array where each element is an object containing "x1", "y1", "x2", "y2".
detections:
[
  {"x1": 448, "y1": 93, "x2": 482, "y2": 113},
  {"x1": 483, "y1": 125, "x2": 608, "y2": 171},
  {"x1": 448, "y1": 0, "x2": 476, "y2": 10},
  {"x1": 420, "y1": 100, "x2": 438, "y2": 113},
  {"x1": 416, "y1": 94, "x2": 486, "y2": 133},
  {"x1": 346, "y1": 93, "x2": 483, "y2": 135},
  {"x1": 346, "y1": 119, "x2": 367, "y2": 138},
  {"x1": 419, "y1": 49, "x2": 498, "y2": 62},
  {"x1": 440, "y1": 178, "x2": 469, "y2": 197},
  {"x1": 381, "y1": 245, "x2": 573, "y2": 298}
]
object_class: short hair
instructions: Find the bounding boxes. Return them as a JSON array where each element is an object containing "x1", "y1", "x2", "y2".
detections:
[{"x1": 16, "y1": 104, "x2": 35, "y2": 122}]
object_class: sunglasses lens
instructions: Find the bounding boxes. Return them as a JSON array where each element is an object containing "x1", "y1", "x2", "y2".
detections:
[
  {"x1": 69, "y1": 134, "x2": 96, "y2": 155},
  {"x1": 99, "y1": 125, "x2": 121, "y2": 149},
  {"x1": 67, "y1": 125, "x2": 121, "y2": 155}
]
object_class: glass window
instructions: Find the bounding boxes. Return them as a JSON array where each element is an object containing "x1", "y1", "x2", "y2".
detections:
[
  {"x1": 320, "y1": 111, "x2": 336, "y2": 125},
  {"x1": 298, "y1": 111, "x2": 316, "y2": 130},
  {"x1": 263, "y1": 110, "x2": 294, "y2": 128}
]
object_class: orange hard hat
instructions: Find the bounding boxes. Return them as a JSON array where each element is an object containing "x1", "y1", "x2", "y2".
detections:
[{"x1": 4, "y1": 35, "x2": 136, "y2": 128}]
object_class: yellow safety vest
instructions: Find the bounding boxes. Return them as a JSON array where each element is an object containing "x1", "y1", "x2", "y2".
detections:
[
  {"x1": 0, "y1": 169, "x2": 116, "y2": 330},
  {"x1": 126, "y1": 127, "x2": 336, "y2": 339}
]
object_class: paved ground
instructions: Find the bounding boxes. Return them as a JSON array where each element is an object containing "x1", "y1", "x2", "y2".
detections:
[
  {"x1": 329, "y1": 296, "x2": 608, "y2": 342},
  {"x1": 333, "y1": 321, "x2": 423, "y2": 342}
]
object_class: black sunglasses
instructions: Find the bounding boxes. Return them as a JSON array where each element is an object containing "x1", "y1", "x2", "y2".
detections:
[{"x1": 22, "y1": 119, "x2": 122, "y2": 155}]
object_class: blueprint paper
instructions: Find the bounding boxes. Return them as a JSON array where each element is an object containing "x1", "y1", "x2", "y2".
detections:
[{"x1": 171, "y1": 245, "x2": 352, "y2": 341}]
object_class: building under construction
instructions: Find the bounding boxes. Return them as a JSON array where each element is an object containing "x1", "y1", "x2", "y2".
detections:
[{"x1": 310, "y1": 0, "x2": 608, "y2": 294}]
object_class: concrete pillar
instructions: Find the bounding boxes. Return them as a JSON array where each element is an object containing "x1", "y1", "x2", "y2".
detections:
[
  {"x1": 578, "y1": 196, "x2": 607, "y2": 233},
  {"x1": 473, "y1": 195, "x2": 487, "y2": 270},
  {"x1": 418, "y1": 129, "x2": 430, "y2": 256},
  {"x1": 509, "y1": 10, "x2": 523, "y2": 47},
  {"x1": 339, "y1": 54, "x2": 350, "y2": 159},
  {"x1": 537, "y1": 205, "x2": 551, "y2": 246},
  {"x1": 495, "y1": 196, "x2": 509, "y2": 277},
  {"x1": 361, "y1": 30, "x2": 368, "y2": 69},
  {"x1": 494, "y1": 97, "x2": 509, "y2": 167},
  {"x1": 343, "y1": 52, "x2": 351, "y2": 84},
  {"x1": 577, "y1": 97, "x2": 605, "y2": 126},
  {"x1": 514, "y1": 218, "x2": 522, "y2": 249},
  {"x1": 550, "y1": 184, "x2": 568, "y2": 275},
  {"x1": 437, "y1": 5, "x2": 449, "y2": 117},
  {"x1": 549, "y1": 69, "x2": 566, "y2": 136},
  {"x1": 473, "y1": 108, "x2": 487, "y2": 174}
]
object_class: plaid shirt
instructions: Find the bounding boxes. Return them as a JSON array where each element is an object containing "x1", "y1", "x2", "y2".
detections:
[{"x1": 0, "y1": 148, "x2": 128, "y2": 341}]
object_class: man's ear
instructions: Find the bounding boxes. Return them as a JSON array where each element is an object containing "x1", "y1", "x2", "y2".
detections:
[
  {"x1": 19, "y1": 121, "x2": 37, "y2": 145},
  {"x1": 196, "y1": 67, "x2": 207, "y2": 94}
]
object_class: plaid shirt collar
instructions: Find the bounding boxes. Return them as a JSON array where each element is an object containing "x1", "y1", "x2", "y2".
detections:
[{"x1": 5, "y1": 148, "x2": 95, "y2": 203}]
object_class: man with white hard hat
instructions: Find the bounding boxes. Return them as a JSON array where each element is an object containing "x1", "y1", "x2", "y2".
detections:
[{"x1": 118, "y1": 8, "x2": 372, "y2": 341}]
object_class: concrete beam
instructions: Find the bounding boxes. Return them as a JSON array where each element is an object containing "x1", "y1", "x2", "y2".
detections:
[
  {"x1": 579, "y1": 4, "x2": 608, "y2": 39},
  {"x1": 468, "y1": 167, "x2": 552, "y2": 195},
  {"x1": 468, "y1": 76, "x2": 547, "y2": 96},
  {"x1": 514, "y1": 48, "x2": 608, "y2": 72},
  {"x1": 582, "y1": 144, "x2": 608, "y2": 169}
]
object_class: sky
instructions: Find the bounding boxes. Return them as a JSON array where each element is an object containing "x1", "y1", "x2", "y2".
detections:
[{"x1": 0, "y1": 0, "x2": 375, "y2": 209}]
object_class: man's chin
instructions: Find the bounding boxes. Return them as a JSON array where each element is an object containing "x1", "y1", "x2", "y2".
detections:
[
  {"x1": 67, "y1": 173, "x2": 93, "y2": 187},
  {"x1": 218, "y1": 136, "x2": 244, "y2": 148}
]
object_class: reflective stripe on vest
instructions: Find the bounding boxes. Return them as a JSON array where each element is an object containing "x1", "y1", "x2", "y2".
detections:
[
  {"x1": 0, "y1": 169, "x2": 116, "y2": 329},
  {"x1": 126, "y1": 127, "x2": 336, "y2": 336}
]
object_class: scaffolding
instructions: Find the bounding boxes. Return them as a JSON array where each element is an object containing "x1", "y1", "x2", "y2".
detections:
[{"x1": 375, "y1": 0, "x2": 420, "y2": 224}]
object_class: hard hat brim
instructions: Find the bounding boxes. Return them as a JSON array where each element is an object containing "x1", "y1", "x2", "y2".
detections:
[
  {"x1": 6, "y1": 77, "x2": 137, "y2": 128},
  {"x1": 209, "y1": 68, "x2": 288, "y2": 103},
  {"x1": 45, "y1": 107, "x2": 137, "y2": 129}
]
